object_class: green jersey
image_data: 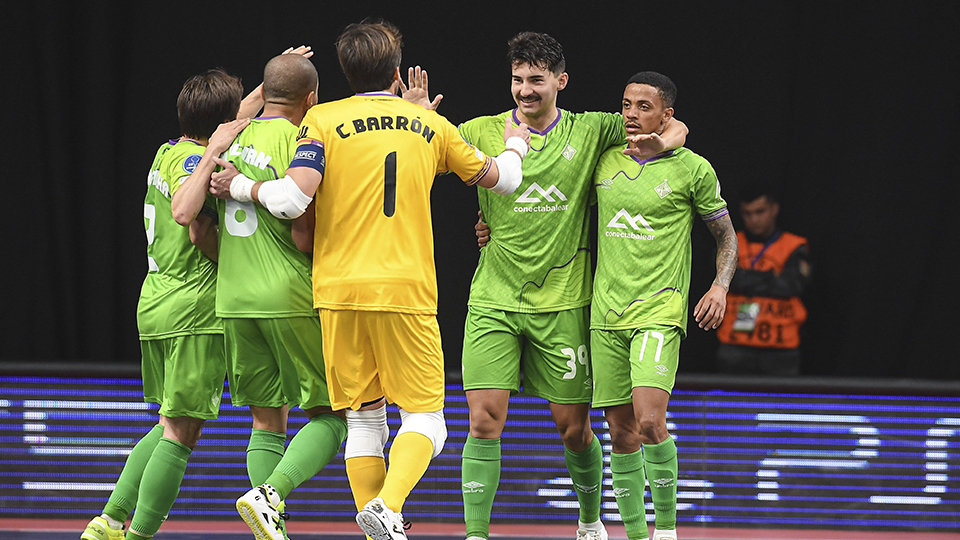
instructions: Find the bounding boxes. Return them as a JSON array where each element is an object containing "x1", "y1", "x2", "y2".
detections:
[
  {"x1": 460, "y1": 109, "x2": 625, "y2": 313},
  {"x1": 591, "y1": 147, "x2": 728, "y2": 336},
  {"x1": 138, "y1": 139, "x2": 220, "y2": 340},
  {"x1": 216, "y1": 117, "x2": 314, "y2": 318}
]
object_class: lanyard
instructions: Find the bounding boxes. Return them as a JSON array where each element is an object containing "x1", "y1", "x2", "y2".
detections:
[{"x1": 749, "y1": 230, "x2": 782, "y2": 269}]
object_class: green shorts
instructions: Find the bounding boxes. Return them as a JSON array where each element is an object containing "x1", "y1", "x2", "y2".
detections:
[
  {"x1": 224, "y1": 317, "x2": 330, "y2": 410},
  {"x1": 141, "y1": 333, "x2": 226, "y2": 420},
  {"x1": 461, "y1": 305, "x2": 593, "y2": 404},
  {"x1": 591, "y1": 324, "x2": 681, "y2": 408}
]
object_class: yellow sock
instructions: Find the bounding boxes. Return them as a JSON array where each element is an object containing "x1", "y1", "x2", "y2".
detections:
[
  {"x1": 346, "y1": 455, "x2": 386, "y2": 511},
  {"x1": 379, "y1": 432, "x2": 434, "y2": 512}
]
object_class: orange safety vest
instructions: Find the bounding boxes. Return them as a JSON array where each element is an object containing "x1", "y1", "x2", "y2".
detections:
[{"x1": 717, "y1": 231, "x2": 808, "y2": 349}]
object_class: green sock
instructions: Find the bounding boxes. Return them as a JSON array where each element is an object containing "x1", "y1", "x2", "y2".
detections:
[
  {"x1": 564, "y1": 434, "x2": 603, "y2": 524},
  {"x1": 266, "y1": 413, "x2": 347, "y2": 500},
  {"x1": 127, "y1": 438, "x2": 191, "y2": 538},
  {"x1": 103, "y1": 424, "x2": 163, "y2": 523},
  {"x1": 611, "y1": 450, "x2": 648, "y2": 539},
  {"x1": 462, "y1": 436, "x2": 501, "y2": 539},
  {"x1": 643, "y1": 438, "x2": 678, "y2": 530},
  {"x1": 247, "y1": 428, "x2": 286, "y2": 487}
]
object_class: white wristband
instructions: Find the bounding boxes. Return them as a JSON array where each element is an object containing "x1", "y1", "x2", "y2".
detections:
[
  {"x1": 504, "y1": 136, "x2": 528, "y2": 159},
  {"x1": 230, "y1": 173, "x2": 255, "y2": 202}
]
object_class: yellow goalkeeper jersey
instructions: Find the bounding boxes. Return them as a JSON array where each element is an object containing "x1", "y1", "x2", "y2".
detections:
[{"x1": 296, "y1": 92, "x2": 492, "y2": 314}]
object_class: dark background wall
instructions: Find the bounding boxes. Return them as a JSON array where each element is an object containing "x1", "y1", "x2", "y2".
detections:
[{"x1": 2, "y1": 1, "x2": 957, "y2": 379}]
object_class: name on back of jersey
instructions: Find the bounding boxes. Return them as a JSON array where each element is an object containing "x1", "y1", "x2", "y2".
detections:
[
  {"x1": 227, "y1": 143, "x2": 273, "y2": 170},
  {"x1": 147, "y1": 170, "x2": 170, "y2": 197}
]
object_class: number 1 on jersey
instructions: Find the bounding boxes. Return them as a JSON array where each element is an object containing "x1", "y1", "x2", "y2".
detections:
[{"x1": 383, "y1": 151, "x2": 397, "y2": 217}]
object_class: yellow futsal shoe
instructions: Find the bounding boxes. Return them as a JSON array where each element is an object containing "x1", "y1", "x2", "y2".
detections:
[
  {"x1": 80, "y1": 516, "x2": 124, "y2": 540},
  {"x1": 237, "y1": 483, "x2": 289, "y2": 540}
]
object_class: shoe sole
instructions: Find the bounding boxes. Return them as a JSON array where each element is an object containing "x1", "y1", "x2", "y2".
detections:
[
  {"x1": 237, "y1": 499, "x2": 280, "y2": 540},
  {"x1": 356, "y1": 509, "x2": 395, "y2": 540}
]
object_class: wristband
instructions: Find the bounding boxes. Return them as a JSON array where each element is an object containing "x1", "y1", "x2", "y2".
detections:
[
  {"x1": 230, "y1": 173, "x2": 255, "y2": 202},
  {"x1": 504, "y1": 136, "x2": 528, "y2": 159}
]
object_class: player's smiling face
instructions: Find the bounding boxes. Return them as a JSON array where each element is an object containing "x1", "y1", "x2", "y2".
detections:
[
  {"x1": 622, "y1": 83, "x2": 673, "y2": 136},
  {"x1": 511, "y1": 61, "x2": 567, "y2": 125}
]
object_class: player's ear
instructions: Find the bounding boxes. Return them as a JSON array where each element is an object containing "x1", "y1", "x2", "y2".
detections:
[
  {"x1": 557, "y1": 72, "x2": 569, "y2": 91},
  {"x1": 662, "y1": 107, "x2": 674, "y2": 124}
]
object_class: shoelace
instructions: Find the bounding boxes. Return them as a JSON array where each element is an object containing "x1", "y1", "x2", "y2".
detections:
[
  {"x1": 402, "y1": 521, "x2": 411, "y2": 531},
  {"x1": 278, "y1": 511, "x2": 291, "y2": 520}
]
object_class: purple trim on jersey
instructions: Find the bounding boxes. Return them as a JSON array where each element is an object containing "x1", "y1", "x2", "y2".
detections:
[
  {"x1": 266, "y1": 164, "x2": 280, "y2": 180},
  {"x1": 289, "y1": 142, "x2": 325, "y2": 175},
  {"x1": 701, "y1": 207, "x2": 729, "y2": 223},
  {"x1": 176, "y1": 138, "x2": 203, "y2": 147},
  {"x1": 630, "y1": 149, "x2": 675, "y2": 166},
  {"x1": 357, "y1": 92, "x2": 397, "y2": 97},
  {"x1": 168, "y1": 138, "x2": 179, "y2": 145},
  {"x1": 606, "y1": 287, "x2": 680, "y2": 319},
  {"x1": 512, "y1": 108, "x2": 562, "y2": 135},
  {"x1": 255, "y1": 116, "x2": 294, "y2": 123}
]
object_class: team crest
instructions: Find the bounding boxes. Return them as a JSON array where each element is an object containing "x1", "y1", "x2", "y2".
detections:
[
  {"x1": 655, "y1": 179, "x2": 672, "y2": 199},
  {"x1": 561, "y1": 143, "x2": 577, "y2": 160}
]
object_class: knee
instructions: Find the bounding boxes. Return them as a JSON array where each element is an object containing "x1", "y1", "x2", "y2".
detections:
[
  {"x1": 469, "y1": 405, "x2": 505, "y2": 439},
  {"x1": 555, "y1": 417, "x2": 593, "y2": 451},
  {"x1": 345, "y1": 407, "x2": 389, "y2": 459},
  {"x1": 636, "y1": 414, "x2": 668, "y2": 445},
  {"x1": 607, "y1": 422, "x2": 641, "y2": 454},
  {"x1": 398, "y1": 409, "x2": 447, "y2": 458}
]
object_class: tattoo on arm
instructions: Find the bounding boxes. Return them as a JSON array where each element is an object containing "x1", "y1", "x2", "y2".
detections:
[{"x1": 705, "y1": 214, "x2": 738, "y2": 290}]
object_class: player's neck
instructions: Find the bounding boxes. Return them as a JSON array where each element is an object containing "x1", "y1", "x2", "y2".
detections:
[
  {"x1": 517, "y1": 107, "x2": 559, "y2": 133},
  {"x1": 180, "y1": 135, "x2": 208, "y2": 146},
  {"x1": 261, "y1": 103, "x2": 299, "y2": 124}
]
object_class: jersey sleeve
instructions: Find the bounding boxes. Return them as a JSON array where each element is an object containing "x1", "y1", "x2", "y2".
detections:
[
  {"x1": 688, "y1": 155, "x2": 728, "y2": 220},
  {"x1": 167, "y1": 152, "x2": 203, "y2": 197},
  {"x1": 596, "y1": 112, "x2": 628, "y2": 150},
  {"x1": 296, "y1": 110, "x2": 324, "y2": 144},
  {"x1": 443, "y1": 119, "x2": 492, "y2": 186}
]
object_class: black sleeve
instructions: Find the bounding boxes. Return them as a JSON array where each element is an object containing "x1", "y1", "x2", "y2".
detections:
[{"x1": 728, "y1": 244, "x2": 811, "y2": 297}]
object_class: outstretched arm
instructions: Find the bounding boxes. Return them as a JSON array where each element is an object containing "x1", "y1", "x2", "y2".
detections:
[
  {"x1": 399, "y1": 66, "x2": 443, "y2": 110},
  {"x1": 693, "y1": 213, "x2": 738, "y2": 330}
]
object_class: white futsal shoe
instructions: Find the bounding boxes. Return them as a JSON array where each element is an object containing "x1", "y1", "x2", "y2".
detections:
[
  {"x1": 652, "y1": 529, "x2": 678, "y2": 540},
  {"x1": 575, "y1": 520, "x2": 608, "y2": 540},
  {"x1": 356, "y1": 496, "x2": 409, "y2": 540}
]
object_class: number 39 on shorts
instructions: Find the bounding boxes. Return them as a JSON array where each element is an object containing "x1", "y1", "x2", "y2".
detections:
[{"x1": 561, "y1": 344, "x2": 588, "y2": 380}]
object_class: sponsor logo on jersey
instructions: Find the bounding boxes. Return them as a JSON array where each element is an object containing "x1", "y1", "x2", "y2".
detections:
[
  {"x1": 561, "y1": 143, "x2": 577, "y2": 160},
  {"x1": 297, "y1": 125, "x2": 309, "y2": 140},
  {"x1": 655, "y1": 179, "x2": 672, "y2": 199},
  {"x1": 605, "y1": 209, "x2": 655, "y2": 240},
  {"x1": 613, "y1": 487, "x2": 630, "y2": 498},
  {"x1": 182, "y1": 154, "x2": 202, "y2": 174},
  {"x1": 228, "y1": 143, "x2": 273, "y2": 170},
  {"x1": 462, "y1": 481, "x2": 485, "y2": 493},
  {"x1": 513, "y1": 182, "x2": 569, "y2": 213},
  {"x1": 653, "y1": 477, "x2": 675, "y2": 488},
  {"x1": 597, "y1": 178, "x2": 614, "y2": 190}
]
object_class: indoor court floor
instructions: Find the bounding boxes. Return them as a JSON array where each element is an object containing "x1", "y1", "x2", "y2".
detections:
[{"x1": 2, "y1": 521, "x2": 959, "y2": 540}]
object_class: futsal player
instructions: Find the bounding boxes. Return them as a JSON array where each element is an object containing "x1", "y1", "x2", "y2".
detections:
[
  {"x1": 457, "y1": 32, "x2": 688, "y2": 540},
  {"x1": 207, "y1": 19, "x2": 532, "y2": 540},
  {"x1": 81, "y1": 69, "x2": 247, "y2": 540},
  {"x1": 171, "y1": 53, "x2": 348, "y2": 540},
  {"x1": 590, "y1": 72, "x2": 737, "y2": 540}
]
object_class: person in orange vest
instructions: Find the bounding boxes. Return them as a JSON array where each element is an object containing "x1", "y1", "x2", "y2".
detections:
[{"x1": 716, "y1": 185, "x2": 811, "y2": 375}]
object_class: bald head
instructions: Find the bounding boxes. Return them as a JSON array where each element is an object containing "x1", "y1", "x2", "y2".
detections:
[{"x1": 263, "y1": 54, "x2": 318, "y2": 105}]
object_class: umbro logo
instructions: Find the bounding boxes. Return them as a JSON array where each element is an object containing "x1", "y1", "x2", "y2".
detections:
[
  {"x1": 516, "y1": 182, "x2": 567, "y2": 203},
  {"x1": 613, "y1": 487, "x2": 630, "y2": 497},
  {"x1": 656, "y1": 365, "x2": 669, "y2": 376},
  {"x1": 574, "y1": 482, "x2": 599, "y2": 494},
  {"x1": 463, "y1": 481, "x2": 485, "y2": 493},
  {"x1": 607, "y1": 209, "x2": 655, "y2": 232},
  {"x1": 653, "y1": 478, "x2": 675, "y2": 488}
]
